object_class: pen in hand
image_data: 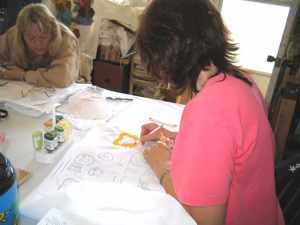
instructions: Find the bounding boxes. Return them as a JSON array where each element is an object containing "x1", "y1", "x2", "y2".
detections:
[{"x1": 148, "y1": 117, "x2": 178, "y2": 128}]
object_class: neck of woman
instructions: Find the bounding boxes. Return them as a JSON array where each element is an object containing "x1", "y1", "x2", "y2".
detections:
[{"x1": 196, "y1": 64, "x2": 219, "y2": 92}]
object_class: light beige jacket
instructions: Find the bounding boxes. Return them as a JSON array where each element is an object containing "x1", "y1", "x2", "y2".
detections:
[{"x1": 0, "y1": 24, "x2": 80, "y2": 88}]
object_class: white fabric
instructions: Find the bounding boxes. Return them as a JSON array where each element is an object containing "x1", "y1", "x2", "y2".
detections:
[
  {"x1": 0, "y1": 80, "x2": 90, "y2": 116},
  {"x1": 3, "y1": 84, "x2": 187, "y2": 224},
  {"x1": 20, "y1": 124, "x2": 193, "y2": 225},
  {"x1": 30, "y1": 183, "x2": 196, "y2": 225}
]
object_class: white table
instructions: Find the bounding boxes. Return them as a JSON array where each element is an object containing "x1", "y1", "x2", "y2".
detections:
[{"x1": 0, "y1": 88, "x2": 190, "y2": 225}]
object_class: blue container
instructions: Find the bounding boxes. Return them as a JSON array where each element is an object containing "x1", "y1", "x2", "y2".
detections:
[{"x1": 0, "y1": 153, "x2": 19, "y2": 225}]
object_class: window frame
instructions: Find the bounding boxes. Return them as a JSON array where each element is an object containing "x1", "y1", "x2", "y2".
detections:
[
  {"x1": 220, "y1": 0, "x2": 292, "y2": 8},
  {"x1": 220, "y1": 0, "x2": 292, "y2": 75}
]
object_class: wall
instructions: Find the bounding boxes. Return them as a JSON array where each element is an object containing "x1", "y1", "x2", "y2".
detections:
[{"x1": 250, "y1": 72, "x2": 271, "y2": 97}]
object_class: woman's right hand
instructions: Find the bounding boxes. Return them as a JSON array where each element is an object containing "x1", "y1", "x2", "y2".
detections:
[
  {"x1": 140, "y1": 122, "x2": 177, "y2": 145},
  {"x1": 140, "y1": 123, "x2": 160, "y2": 144}
]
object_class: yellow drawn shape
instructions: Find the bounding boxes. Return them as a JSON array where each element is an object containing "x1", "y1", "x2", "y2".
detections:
[{"x1": 113, "y1": 132, "x2": 140, "y2": 148}]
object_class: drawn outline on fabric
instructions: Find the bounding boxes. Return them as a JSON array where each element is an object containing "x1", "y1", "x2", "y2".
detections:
[{"x1": 112, "y1": 132, "x2": 140, "y2": 148}]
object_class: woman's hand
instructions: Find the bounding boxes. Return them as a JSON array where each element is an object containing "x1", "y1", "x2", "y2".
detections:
[
  {"x1": 140, "y1": 122, "x2": 177, "y2": 144},
  {"x1": 143, "y1": 142, "x2": 170, "y2": 179},
  {"x1": 0, "y1": 66, "x2": 26, "y2": 81},
  {"x1": 140, "y1": 122, "x2": 161, "y2": 144}
]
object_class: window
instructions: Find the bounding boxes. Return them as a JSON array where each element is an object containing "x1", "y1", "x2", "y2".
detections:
[{"x1": 221, "y1": 0, "x2": 290, "y2": 74}]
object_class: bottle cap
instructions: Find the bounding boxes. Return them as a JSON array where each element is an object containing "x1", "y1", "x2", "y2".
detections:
[
  {"x1": 0, "y1": 153, "x2": 15, "y2": 195},
  {"x1": 55, "y1": 126, "x2": 64, "y2": 132},
  {"x1": 56, "y1": 115, "x2": 64, "y2": 123},
  {"x1": 44, "y1": 132, "x2": 55, "y2": 141}
]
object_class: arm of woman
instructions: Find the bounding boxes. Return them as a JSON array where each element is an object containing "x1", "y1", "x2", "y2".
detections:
[
  {"x1": 161, "y1": 174, "x2": 226, "y2": 225},
  {"x1": 144, "y1": 143, "x2": 226, "y2": 225},
  {"x1": 0, "y1": 66, "x2": 26, "y2": 80},
  {"x1": 25, "y1": 38, "x2": 80, "y2": 88}
]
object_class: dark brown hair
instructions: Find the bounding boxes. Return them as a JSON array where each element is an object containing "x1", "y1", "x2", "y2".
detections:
[{"x1": 136, "y1": 0, "x2": 251, "y2": 92}]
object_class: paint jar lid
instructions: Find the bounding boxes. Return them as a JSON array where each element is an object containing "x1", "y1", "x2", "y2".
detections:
[
  {"x1": 44, "y1": 131, "x2": 56, "y2": 140},
  {"x1": 0, "y1": 153, "x2": 15, "y2": 195},
  {"x1": 55, "y1": 125, "x2": 64, "y2": 132},
  {"x1": 56, "y1": 115, "x2": 64, "y2": 123}
]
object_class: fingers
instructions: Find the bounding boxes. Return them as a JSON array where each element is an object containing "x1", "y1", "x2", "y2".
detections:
[
  {"x1": 140, "y1": 122, "x2": 177, "y2": 145},
  {"x1": 140, "y1": 129, "x2": 160, "y2": 144},
  {"x1": 140, "y1": 123, "x2": 159, "y2": 144},
  {"x1": 141, "y1": 123, "x2": 159, "y2": 134}
]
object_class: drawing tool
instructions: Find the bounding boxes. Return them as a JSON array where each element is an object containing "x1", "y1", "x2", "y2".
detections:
[{"x1": 148, "y1": 117, "x2": 178, "y2": 128}]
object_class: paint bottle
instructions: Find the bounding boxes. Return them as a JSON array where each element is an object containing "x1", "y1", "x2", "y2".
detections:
[
  {"x1": 43, "y1": 115, "x2": 64, "y2": 132},
  {"x1": 44, "y1": 131, "x2": 58, "y2": 152},
  {"x1": 32, "y1": 130, "x2": 44, "y2": 151},
  {"x1": 0, "y1": 153, "x2": 19, "y2": 225},
  {"x1": 58, "y1": 119, "x2": 71, "y2": 142},
  {"x1": 55, "y1": 126, "x2": 64, "y2": 144}
]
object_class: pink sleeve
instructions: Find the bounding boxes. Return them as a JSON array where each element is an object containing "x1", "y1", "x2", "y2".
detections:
[{"x1": 171, "y1": 100, "x2": 235, "y2": 206}]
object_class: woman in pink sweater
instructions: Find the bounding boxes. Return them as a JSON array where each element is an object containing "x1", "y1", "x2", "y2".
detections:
[{"x1": 137, "y1": 0, "x2": 285, "y2": 225}]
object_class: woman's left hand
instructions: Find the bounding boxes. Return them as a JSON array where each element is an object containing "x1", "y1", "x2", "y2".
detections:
[
  {"x1": 0, "y1": 66, "x2": 25, "y2": 81},
  {"x1": 143, "y1": 142, "x2": 171, "y2": 179}
]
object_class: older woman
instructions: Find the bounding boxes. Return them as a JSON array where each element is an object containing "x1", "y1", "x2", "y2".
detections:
[
  {"x1": 138, "y1": 0, "x2": 285, "y2": 225},
  {"x1": 0, "y1": 3, "x2": 80, "y2": 88}
]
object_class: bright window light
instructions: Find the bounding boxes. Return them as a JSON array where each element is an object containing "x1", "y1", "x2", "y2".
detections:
[{"x1": 221, "y1": 0, "x2": 290, "y2": 74}]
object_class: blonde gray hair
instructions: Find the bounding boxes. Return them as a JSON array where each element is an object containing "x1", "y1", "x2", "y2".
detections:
[{"x1": 14, "y1": 3, "x2": 76, "y2": 68}]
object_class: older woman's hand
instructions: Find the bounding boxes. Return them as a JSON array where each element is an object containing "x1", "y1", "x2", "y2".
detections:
[{"x1": 0, "y1": 66, "x2": 26, "y2": 81}]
